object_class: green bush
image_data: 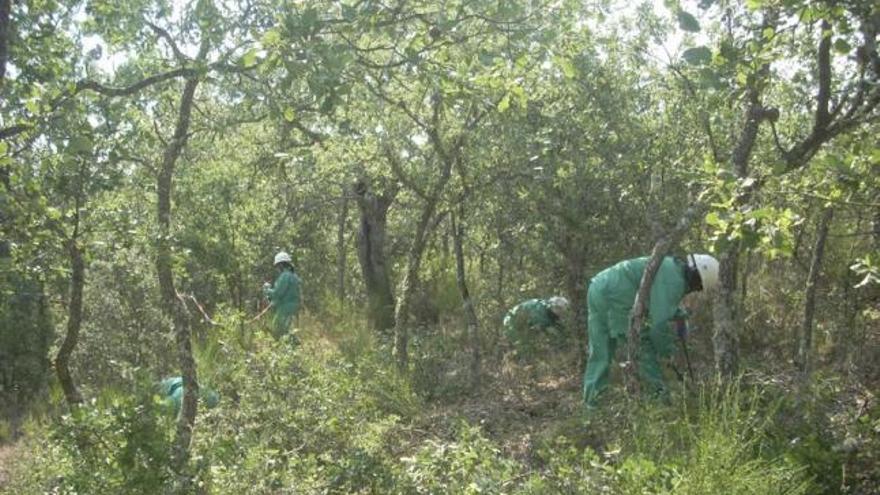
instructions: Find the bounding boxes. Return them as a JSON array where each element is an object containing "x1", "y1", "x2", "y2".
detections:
[
  {"x1": 5, "y1": 382, "x2": 174, "y2": 495},
  {"x1": 614, "y1": 380, "x2": 813, "y2": 495},
  {"x1": 4, "y1": 322, "x2": 838, "y2": 495},
  {"x1": 193, "y1": 327, "x2": 419, "y2": 494},
  {"x1": 395, "y1": 423, "x2": 521, "y2": 495}
]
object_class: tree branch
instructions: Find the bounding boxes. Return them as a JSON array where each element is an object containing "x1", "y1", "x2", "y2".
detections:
[
  {"x1": 146, "y1": 21, "x2": 189, "y2": 63},
  {"x1": 815, "y1": 19, "x2": 832, "y2": 129},
  {"x1": 76, "y1": 68, "x2": 198, "y2": 97}
]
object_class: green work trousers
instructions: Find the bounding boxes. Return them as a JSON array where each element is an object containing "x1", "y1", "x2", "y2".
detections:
[{"x1": 582, "y1": 289, "x2": 666, "y2": 406}]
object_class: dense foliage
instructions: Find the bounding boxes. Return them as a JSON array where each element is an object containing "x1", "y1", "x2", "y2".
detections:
[{"x1": 1, "y1": 0, "x2": 878, "y2": 493}]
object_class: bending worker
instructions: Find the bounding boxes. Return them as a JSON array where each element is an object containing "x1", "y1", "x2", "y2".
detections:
[
  {"x1": 583, "y1": 254, "x2": 719, "y2": 406},
  {"x1": 263, "y1": 251, "x2": 302, "y2": 340},
  {"x1": 504, "y1": 296, "x2": 570, "y2": 351},
  {"x1": 159, "y1": 376, "x2": 219, "y2": 416}
]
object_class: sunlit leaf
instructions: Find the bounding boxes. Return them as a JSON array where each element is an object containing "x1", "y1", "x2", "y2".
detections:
[
  {"x1": 677, "y1": 10, "x2": 701, "y2": 32},
  {"x1": 683, "y1": 46, "x2": 712, "y2": 65},
  {"x1": 833, "y1": 38, "x2": 852, "y2": 54}
]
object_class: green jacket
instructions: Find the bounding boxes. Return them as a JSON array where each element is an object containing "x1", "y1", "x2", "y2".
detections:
[
  {"x1": 504, "y1": 298, "x2": 563, "y2": 339},
  {"x1": 588, "y1": 256, "x2": 687, "y2": 356},
  {"x1": 263, "y1": 268, "x2": 301, "y2": 338},
  {"x1": 159, "y1": 376, "x2": 219, "y2": 415}
]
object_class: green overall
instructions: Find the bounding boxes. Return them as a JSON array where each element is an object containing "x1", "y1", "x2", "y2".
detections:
[
  {"x1": 159, "y1": 376, "x2": 219, "y2": 416},
  {"x1": 582, "y1": 257, "x2": 687, "y2": 406},
  {"x1": 263, "y1": 267, "x2": 301, "y2": 339},
  {"x1": 503, "y1": 298, "x2": 564, "y2": 352}
]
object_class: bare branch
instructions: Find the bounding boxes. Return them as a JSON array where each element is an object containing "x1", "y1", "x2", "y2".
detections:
[
  {"x1": 815, "y1": 20, "x2": 832, "y2": 129},
  {"x1": 76, "y1": 68, "x2": 197, "y2": 97},
  {"x1": 146, "y1": 21, "x2": 189, "y2": 63},
  {"x1": 384, "y1": 144, "x2": 429, "y2": 200}
]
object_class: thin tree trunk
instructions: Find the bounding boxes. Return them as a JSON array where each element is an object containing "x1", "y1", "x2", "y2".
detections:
[
  {"x1": 0, "y1": 0, "x2": 11, "y2": 260},
  {"x1": 0, "y1": 0, "x2": 9, "y2": 84},
  {"x1": 451, "y1": 207, "x2": 481, "y2": 390},
  {"x1": 337, "y1": 191, "x2": 348, "y2": 305},
  {"x1": 713, "y1": 95, "x2": 766, "y2": 377},
  {"x1": 565, "y1": 253, "x2": 587, "y2": 372},
  {"x1": 627, "y1": 204, "x2": 703, "y2": 394},
  {"x1": 495, "y1": 228, "x2": 506, "y2": 310},
  {"x1": 393, "y1": 198, "x2": 436, "y2": 370},
  {"x1": 56, "y1": 161, "x2": 87, "y2": 410},
  {"x1": 354, "y1": 181, "x2": 396, "y2": 331},
  {"x1": 798, "y1": 207, "x2": 833, "y2": 374},
  {"x1": 156, "y1": 75, "x2": 200, "y2": 480},
  {"x1": 56, "y1": 237, "x2": 84, "y2": 407},
  {"x1": 740, "y1": 249, "x2": 751, "y2": 307}
]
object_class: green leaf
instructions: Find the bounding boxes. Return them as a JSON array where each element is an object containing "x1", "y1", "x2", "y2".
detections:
[
  {"x1": 554, "y1": 56, "x2": 576, "y2": 79},
  {"x1": 261, "y1": 29, "x2": 281, "y2": 48},
  {"x1": 283, "y1": 108, "x2": 296, "y2": 122},
  {"x1": 0, "y1": 142, "x2": 7, "y2": 156},
  {"x1": 677, "y1": 10, "x2": 701, "y2": 32},
  {"x1": 682, "y1": 46, "x2": 712, "y2": 65},
  {"x1": 833, "y1": 38, "x2": 852, "y2": 54},
  {"x1": 68, "y1": 136, "x2": 93, "y2": 155},
  {"x1": 705, "y1": 211, "x2": 721, "y2": 226},
  {"x1": 698, "y1": 68, "x2": 724, "y2": 89},
  {"x1": 241, "y1": 48, "x2": 259, "y2": 67},
  {"x1": 497, "y1": 93, "x2": 510, "y2": 113},
  {"x1": 745, "y1": 0, "x2": 765, "y2": 10}
]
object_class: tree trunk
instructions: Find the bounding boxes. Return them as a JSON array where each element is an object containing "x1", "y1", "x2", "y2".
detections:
[
  {"x1": 0, "y1": 0, "x2": 10, "y2": 259},
  {"x1": 451, "y1": 207, "x2": 481, "y2": 390},
  {"x1": 55, "y1": 235, "x2": 84, "y2": 408},
  {"x1": 0, "y1": 0, "x2": 9, "y2": 84},
  {"x1": 393, "y1": 198, "x2": 436, "y2": 370},
  {"x1": 565, "y1": 254, "x2": 587, "y2": 372},
  {"x1": 712, "y1": 96, "x2": 765, "y2": 377},
  {"x1": 156, "y1": 75, "x2": 200, "y2": 479},
  {"x1": 627, "y1": 204, "x2": 703, "y2": 394},
  {"x1": 337, "y1": 191, "x2": 348, "y2": 305},
  {"x1": 797, "y1": 207, "x2": 833, "y2": 374},
  {"x1": 354, "y1": 181, "x2": 396, "y2": 331}
]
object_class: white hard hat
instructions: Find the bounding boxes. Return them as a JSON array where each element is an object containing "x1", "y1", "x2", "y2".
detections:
[
  {"x1": 688, "y1": 254, "x2": 720, "y2": 291},
  {"x1": 547, "y1": 296, "x2": 570, "y2": 313},
  {"x1": 274, "y1": 251, "x2": 292, "y2": 265}
]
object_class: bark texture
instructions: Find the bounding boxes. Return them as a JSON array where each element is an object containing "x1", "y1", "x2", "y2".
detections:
[
  {"x1": 56, "y1": 238, "x2": 84, "y2": 407},
  {"x1": 354, "y1": 180, "x2": 396, "y2": 332},
  {"x1": 156, "y1": 75, "x2": 200, "y2": 479},
  {"x1": 451, "y1": 207, "x2": 481, "y2": 389},
  {"x1": 798, "y1": 207, "x2": 833, "y2": 374}
]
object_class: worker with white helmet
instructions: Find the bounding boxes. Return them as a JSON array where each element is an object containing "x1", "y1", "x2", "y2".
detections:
[
  {"x1": 262, "y1": 251, "x2": 302, "y2": 340},
  {"x1": 503, "y1": 295, "x2": 570, "y2": 353},
  {"x1": 582, "y1": 254, "x2": 719, "y2": 406}
]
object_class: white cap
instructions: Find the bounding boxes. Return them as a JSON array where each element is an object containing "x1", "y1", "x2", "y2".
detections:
[
  {"x1": 547, "y1": 296, "x2": 570, "y2": 314},
  {"x1": 274, "y1": 251, "x2": 292, "y2": 265},
  {"x1": 688, "y1": 254, "x2": 719, "y2": 291}
]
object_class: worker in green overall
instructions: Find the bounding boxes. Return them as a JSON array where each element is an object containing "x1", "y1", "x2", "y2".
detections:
[
  {"x1": 504, "y1": 296, "x2": 569, "y2": 353},
  {"x1": 582, "y1": 254, "x2": 719, "y2": 406},
  {"x1": 262, "y1": 251, "x2": 302, "y2": 341},
  {"x1": 158, "y1": 376, "x2": 219, "y2": 416}
]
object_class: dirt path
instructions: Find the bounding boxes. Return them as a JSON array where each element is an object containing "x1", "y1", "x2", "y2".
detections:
[{"x1": 417, "y1": 363, "x2": 599, "y2": 465}]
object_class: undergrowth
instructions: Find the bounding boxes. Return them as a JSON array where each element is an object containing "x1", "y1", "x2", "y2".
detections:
[{"x1": 3, "y1": 316, "x2": 876, "y2": 494}]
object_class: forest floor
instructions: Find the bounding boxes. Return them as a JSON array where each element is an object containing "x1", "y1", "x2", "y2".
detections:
[
  {"x1": 414, "y1": 356, "x2": 601, "y2": 465},
  {"x1": 0, "y1": 441, "x2": 17, "y2": 489}
]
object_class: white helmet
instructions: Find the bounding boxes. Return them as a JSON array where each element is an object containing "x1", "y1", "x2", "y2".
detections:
[
  {"x1": 688, "y1": 254, "x2": 720, "y2": 291},
  {"x1": 274, "y1": 251, "x2": 292, "y2": 265},
  {"x1": 547, "y1": 296, "x2": 570, "y2": 314}
]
